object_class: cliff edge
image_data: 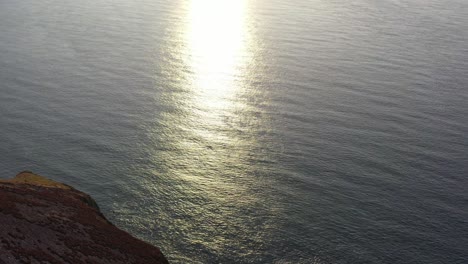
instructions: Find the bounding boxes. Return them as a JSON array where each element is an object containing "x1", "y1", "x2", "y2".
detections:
[{"x1": 0, "y1": 171, "x2": 169, "y2": 264}]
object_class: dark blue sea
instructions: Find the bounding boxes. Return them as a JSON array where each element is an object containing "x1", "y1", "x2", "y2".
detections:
[{"x1": 1, "y1": 0, "x2": 467, "y2": 263}]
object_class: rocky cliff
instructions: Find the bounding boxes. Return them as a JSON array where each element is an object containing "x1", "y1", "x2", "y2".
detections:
[{"x1": 0, "y1": 171, "x2": 169, "y2": 264}]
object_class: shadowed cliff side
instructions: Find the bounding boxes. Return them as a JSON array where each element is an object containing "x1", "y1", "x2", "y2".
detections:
[{"x1": 0, "y1": 171, "x2": 169, "y2": 264}]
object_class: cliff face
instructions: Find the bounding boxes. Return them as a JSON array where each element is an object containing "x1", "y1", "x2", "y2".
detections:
[{"x1": 0, "y1": 171, "x2": 169, "y2": 264}]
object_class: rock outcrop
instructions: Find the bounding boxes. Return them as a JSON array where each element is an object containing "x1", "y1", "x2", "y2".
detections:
[{"x1": 0, "y1": 171, "x2": 169, "y2": 264}]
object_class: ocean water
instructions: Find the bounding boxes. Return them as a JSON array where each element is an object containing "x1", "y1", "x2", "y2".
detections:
[{"x1": 1, "y1": 0, "x2": 467, "y2": 263}]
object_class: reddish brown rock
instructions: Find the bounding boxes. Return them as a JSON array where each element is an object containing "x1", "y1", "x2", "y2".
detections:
[{"x1": 0, "y1": 171, "x2": 169, "y2": 264}]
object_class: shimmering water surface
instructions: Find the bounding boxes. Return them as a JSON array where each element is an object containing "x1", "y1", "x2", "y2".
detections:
[{"x1": 1, "y1": 0, "x2": 468, "y2": 263}]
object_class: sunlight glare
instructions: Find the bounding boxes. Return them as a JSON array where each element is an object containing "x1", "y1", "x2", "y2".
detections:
[{"x1": 186, "y1": 0, "x2": 248, "y2": 108}]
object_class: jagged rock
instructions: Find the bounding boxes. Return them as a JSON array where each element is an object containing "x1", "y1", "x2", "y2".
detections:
[{"x1": 0, "y1": 171, "x2": 169, "y2": 264}]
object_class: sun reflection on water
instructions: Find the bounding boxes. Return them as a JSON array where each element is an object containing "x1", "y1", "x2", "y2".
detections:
[
  {"x1": 171, "y1": 0, "x2": 253, "y2": 179},
  {"x1": 150, "y1": 0, "x2": 257, "y2": 189},
  {"x1": 186, "y1": 0, "x2": 248, "y2": 110},
  {"x1": 144, "y1": 1, "x2": 281, "y2": 260}
]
